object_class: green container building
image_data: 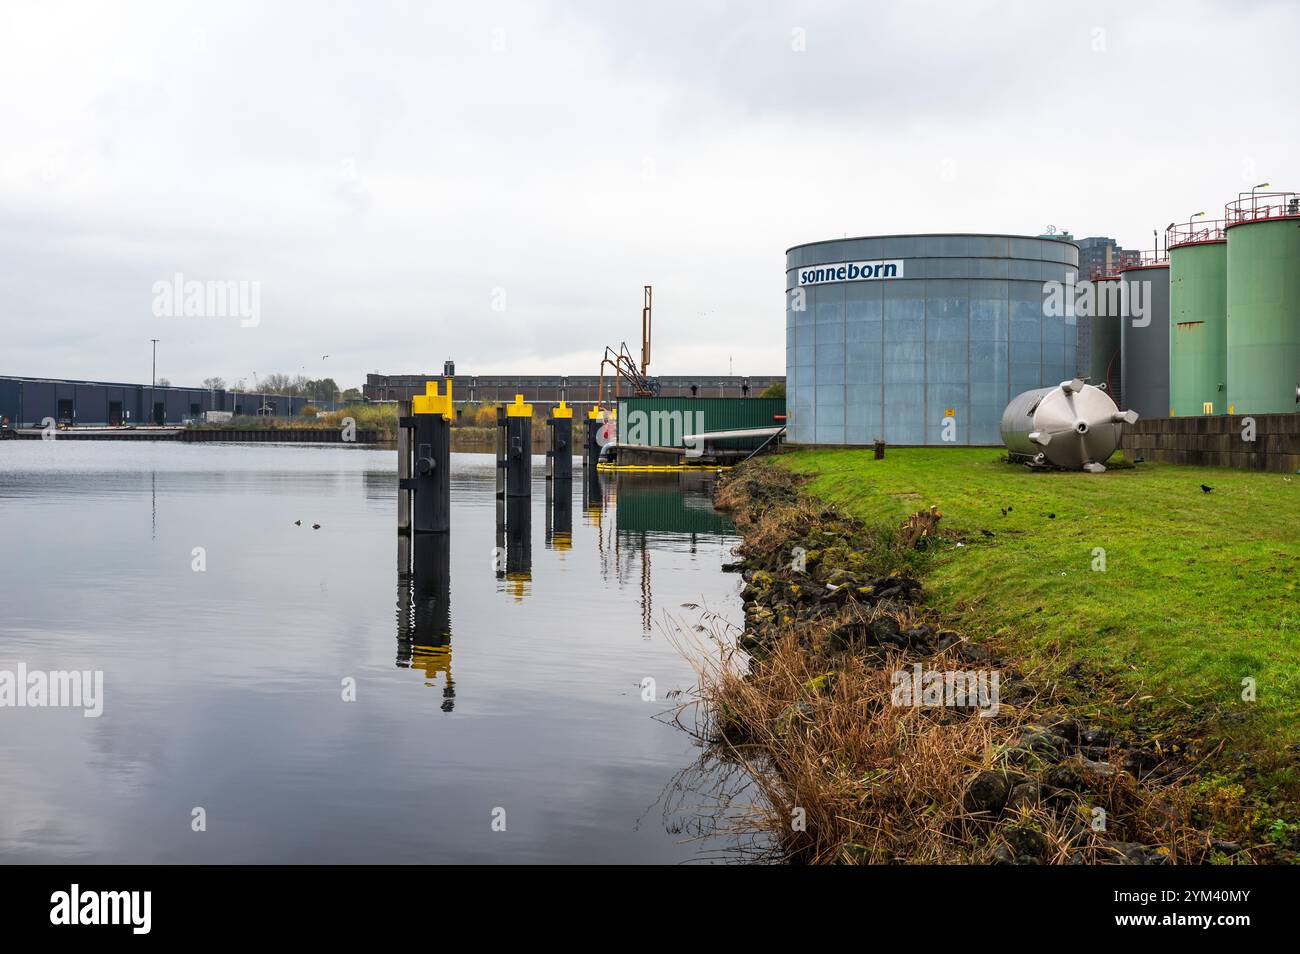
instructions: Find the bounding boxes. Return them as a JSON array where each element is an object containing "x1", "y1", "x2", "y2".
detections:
[
  {"x1": 1169, "y1": 239, "x2": 1228, "y2": 416},
  {"x1": 617, "y1": 396, "x2": 785, "y2": 451},
  {"x1": 1226, "y1": 216, "x2": 1300, "y2": 414}
]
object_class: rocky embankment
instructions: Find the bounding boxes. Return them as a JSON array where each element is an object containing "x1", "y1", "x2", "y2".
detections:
[{"x1": 709, "y1": 461, "x2": 1231, "y2": 864}]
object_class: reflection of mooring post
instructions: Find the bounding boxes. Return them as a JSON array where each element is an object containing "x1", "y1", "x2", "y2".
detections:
[
  {"x1": 399, "y1": 380, "x2": 453, "y2": 533},
  {"x1": 505, "y1": 496, "x2": 532, "y2": 599},
  {"x1": 545, "y1": 477, "x2": 553, "y2": 543},
  {"x1": 553, "y1": 477, "x2": 573, "y2": 549},
  {"x1": 546, "y1": 400, "x2": 573, "y2": 481},
  {"x1": 411, "y1": 531, "x2": 455, "y2": 710},
  {"x1": 504, "y1": 394, "x2": 532, "y2": 497},
  {"x1": 494, "y1": 498, "x2": 505, "y2": 578},
  {"x1": 585, "y1": 460, "x2": 603, "y2": 513}
]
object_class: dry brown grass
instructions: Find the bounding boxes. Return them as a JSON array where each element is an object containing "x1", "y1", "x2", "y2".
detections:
[
  {"x1": 696, "y1": 627, "x2": 1004, "y2": 863},
  {"x1": 693, "y1": 624, "x2": 1209, "y2": 864},
  {"x1": 690, "y1": 461, "x2": 1216, "y2": 864}
]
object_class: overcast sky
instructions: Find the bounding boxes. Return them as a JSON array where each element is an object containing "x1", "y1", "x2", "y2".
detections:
[{"x1": 2, "y1": 0, "x2": 1296, "y2": 390}]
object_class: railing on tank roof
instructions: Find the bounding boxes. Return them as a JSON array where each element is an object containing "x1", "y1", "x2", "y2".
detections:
[
  {"x1": 1166, "y1": 220, "x2": 1225, "y2": 247},
  {"x1": 1120, "y1": 250, "x2": 1168, "y2": 268},
  {"x1": 1225, "y1": 191, "x2": 1300, "y2": 226}
]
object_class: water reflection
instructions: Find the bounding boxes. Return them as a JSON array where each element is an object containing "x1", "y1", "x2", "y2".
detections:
[
  {"x1": 584, "y1": 472, "x2": 736, "y2": 634},
  {"x1": 396, "y1": 532, "x2": 455, "y2": 710},
  {"x1": 0, "y1": 443, "x2": 748, "y2": 863},
  {"x1": 495, "y1": 496, "x2": 532, "y2": 600},
  {"x1": 545, "y1": 477, "x2": 573, "y2": 551}
]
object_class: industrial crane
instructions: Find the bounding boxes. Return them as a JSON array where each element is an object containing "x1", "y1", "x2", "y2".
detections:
[{"x1": 597, "y1": 285, "x2": 657, "y2": 407}]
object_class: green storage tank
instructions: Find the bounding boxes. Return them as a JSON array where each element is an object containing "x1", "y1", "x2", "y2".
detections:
[
  {"x1": 1225, "y1": 193, "x2": 1300, "y2": 414},
  {"x1": 1169, "y1": 234, "x2": 1227, "y2": 416}
]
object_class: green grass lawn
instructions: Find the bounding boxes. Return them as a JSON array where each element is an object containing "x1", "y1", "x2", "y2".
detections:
[{"x1": 782, "y1": 448, "x2": 1300, "y2": 759}]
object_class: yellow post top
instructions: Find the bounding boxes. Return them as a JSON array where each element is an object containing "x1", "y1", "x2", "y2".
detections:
[
  {"x1": 506, "y1": 394, "x2": 532, "y2": 417},
  {"x1": 412, "y1": 379, "x2": 454, "y2": 419},
  {"x1": 587, "y1": 405, "x2": 616, "y2": 420},
  {"x1": 551, "y1": 400, "x2": 573, "y2": 419}
]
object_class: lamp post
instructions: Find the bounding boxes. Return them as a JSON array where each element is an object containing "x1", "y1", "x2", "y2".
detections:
[
  {"x1": 1251, "y1": 182, "x2": 1270, "y2": 218},
  {"x1": 150, "y1": 338, "x2": 159, "y2": 425}
]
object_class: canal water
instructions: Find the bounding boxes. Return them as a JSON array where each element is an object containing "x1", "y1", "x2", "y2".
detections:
[{"x1": 0, "y1": 442, "x2": 746, "y2": 863}]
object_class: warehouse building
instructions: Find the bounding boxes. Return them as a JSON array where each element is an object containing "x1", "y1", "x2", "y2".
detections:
[
  {"x1": 0, "y1": 375, "x2": 311, "y2": 427},
  {"x1": 785, "y1": 233, "x2": 1079, "y2": 445}
]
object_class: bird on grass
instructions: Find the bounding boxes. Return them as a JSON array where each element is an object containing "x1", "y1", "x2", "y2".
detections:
[
  {"x1": 980, "y1": 529, "x2": 995, "y2": 538},
  {"x1": 1200, "y1": 484, "x2": 1213, "y2": 494},
  {"x1": 1047, "y1": 512, "x2": 1056, "y2": 519}
]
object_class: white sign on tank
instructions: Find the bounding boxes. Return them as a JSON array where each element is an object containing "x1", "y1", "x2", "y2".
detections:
[{"x1": 797, "y1": 259, "x2": 904, "y2": 286}]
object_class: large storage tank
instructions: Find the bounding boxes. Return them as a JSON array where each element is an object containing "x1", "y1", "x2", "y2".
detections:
[
  {"x1": 785, "y1": 233, "x2": 1078, "y2": 445},
  {"x1": 1000, "y1": 378, "x2": 1137, "y2": 472},
  {"x1": 1085, "y1": 275, "x2": 1123, "y2": 400},
  {"x1": 1119, "y1": 257, "x2": 1170, "y2": 419},
  {"x1": 1225, "y1": 192, "x2": 1300, "y2": 414},
  {"x1": 1168, "y1": 223, "x2": 1227, "y2": 416}
]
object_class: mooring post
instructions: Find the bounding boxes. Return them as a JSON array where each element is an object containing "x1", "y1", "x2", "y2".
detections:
[
  {"x1": 402, "y1": 380, "x2": 453, "y2": 533},
  {"x1": 397, "y1": 398, "x2": 412, "y2": 534},
  {"x1": 584, "y1": 406, "x2": 602, "y2": 471},
  {"x1": 494, "y1": 403, "x2": 507, "y2": 500},
  {"x1": 505, "y1": 394, "x2": 532, "y2": 497},
  {"x1": 547, "y1": 400, "x2": 573, "y2": 481}
]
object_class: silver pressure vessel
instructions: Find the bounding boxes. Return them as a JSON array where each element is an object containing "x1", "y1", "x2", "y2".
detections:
[{"x1": 1000, "y1": 378, "x2": 1137, "y2": 472}]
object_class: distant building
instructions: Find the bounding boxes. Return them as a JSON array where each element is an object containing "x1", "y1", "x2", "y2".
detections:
[
  {"x1": 1038, "y1": 232, "x2": 1141, "y2": 279},
  {"x1": 0, "y1": 375, "x2": 312, "y2": 427},
  {"x1": 363, "y1": 372, "x2": 783, "y2": 413},
  {"x1": 1075, "y1": 235, "x2": 1141, "y2": 279}
]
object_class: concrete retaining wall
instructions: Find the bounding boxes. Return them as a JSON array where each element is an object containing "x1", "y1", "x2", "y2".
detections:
[{"x1": 1120, "y1": 413, "x2": 1300, "y2": 472}]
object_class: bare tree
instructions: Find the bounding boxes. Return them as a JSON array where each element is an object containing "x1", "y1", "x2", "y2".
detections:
[
  {"x1": 260, "y1": 372, "x2": 293, "y2": 394},
  {"x1": 202, "y1": 376, "x2": 226, "y2": 391}
]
